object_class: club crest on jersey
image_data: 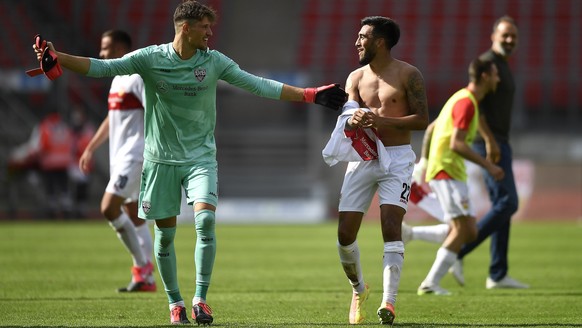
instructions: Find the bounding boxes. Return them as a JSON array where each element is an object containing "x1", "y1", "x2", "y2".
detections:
[
  {"x1": 141, "y1": 201, "x2": 151, "y2": 214},
  {"x1": 194, "y1": 67, "x2": 206, "y2": 82}
]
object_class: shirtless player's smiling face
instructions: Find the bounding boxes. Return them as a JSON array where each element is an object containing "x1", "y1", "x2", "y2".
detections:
[{"x1": 356, "y1": 25, "x2": 378, "y2": 66}]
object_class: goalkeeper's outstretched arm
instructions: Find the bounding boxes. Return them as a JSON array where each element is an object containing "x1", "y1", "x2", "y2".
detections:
[{"x1": 33, "y1": 41, "x2": 91, "y2": 75}]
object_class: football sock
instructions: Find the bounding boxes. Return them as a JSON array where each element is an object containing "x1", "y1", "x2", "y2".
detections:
[
  {"x1": 169, "y1": 300, "x2": 186, "y2": 310},
  {"x1": 382, "y1": 241, "x2": 404, "y2": 305},
  {"x1": 337, "y1": 240, "x2": 365, "y2": 294},
  {"x1": 155, "y1": 225, "x2": 182, "y2": 304},
  {"x1": 135, "y1": 222, "x2": 154, "y2": 263},
  {"x1": 411, "y1": 224, "x2": 450, "y2": 244},
  {"x1": 109, "y1": 212, "x2": 147, "y2": 267},
  {"x1": 423, "y1": 247, "x2": 457, "y2": 286},
  {"x1": 194, "y1": 210, "x2": 216, "y2": 300}
]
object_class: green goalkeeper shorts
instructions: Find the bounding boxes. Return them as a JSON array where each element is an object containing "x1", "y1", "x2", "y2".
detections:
[{"x1": 138, "y1": 159, "x2": 218, "y2": 220}]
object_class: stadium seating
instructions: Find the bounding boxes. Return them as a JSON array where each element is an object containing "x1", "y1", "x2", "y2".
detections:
[{"x1": 0, "y1": 0, "x2": 579, "y2": 218}]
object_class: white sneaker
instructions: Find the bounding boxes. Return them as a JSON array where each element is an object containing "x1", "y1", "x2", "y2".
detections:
[
  {"x1": 448, "y1": 260, "x2": 465, "y2": 286},
  {"x1": 486, "y1": 276, "x2": 530, "y2": 289},
  {"x1": 401, "y1": 222, "x2": 413, "y2": 244},
  {"x1": 417, "y1": 283, "x2": 451, "y2": 296}
]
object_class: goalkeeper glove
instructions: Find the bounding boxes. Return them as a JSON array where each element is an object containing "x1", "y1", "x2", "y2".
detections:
[
  {"x1": 26, "y1": 34, "x2": 62, "y2": 81},
  {"x1": 303, "y1": 83, "x2": 347, "y2": 111}
]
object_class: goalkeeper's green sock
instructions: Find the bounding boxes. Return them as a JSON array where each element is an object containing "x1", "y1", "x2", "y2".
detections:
[
  {"x1": 154, "y1": 225, "x2": 182, "y2": 304},
  {"x1": 194, "y1": 210, "x2": 216, "y2": 301}
]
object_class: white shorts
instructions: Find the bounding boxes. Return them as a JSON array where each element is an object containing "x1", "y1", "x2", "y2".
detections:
[
  {"x1": 105, "y1": 160, "x2": 143, "y2": 202},
  {"x1": 428, "y1": 179, "x2": 474, "y2": 222},
  {"x1": 339, "y1": 145, "x2": 416, "y2": 213}
]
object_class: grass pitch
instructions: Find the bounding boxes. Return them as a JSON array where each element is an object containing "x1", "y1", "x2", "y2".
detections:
[{"x1": 1, "y1": 220, "x2": 581, "y2": 327}]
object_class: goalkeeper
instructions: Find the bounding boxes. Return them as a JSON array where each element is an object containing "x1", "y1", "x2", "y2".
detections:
[{"x1": 31, "y1": 0, "x2": 346, "y2": 325}]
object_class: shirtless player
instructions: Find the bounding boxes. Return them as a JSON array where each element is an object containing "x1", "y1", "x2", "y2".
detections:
[{"x1": 335, "y1": 16, "x2": 428, "y2": 326}]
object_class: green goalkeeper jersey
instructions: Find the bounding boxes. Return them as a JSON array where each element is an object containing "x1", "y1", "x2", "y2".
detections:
[{"x1": 88, "y1": 43, "x2": 283, "y2": 165}]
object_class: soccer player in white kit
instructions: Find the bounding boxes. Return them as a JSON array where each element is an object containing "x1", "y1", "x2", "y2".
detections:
[
  {"x1": 416, "y1": 58, "x2": 502, "y2": 296},
  {"x1": 79, "y1": 30, "x2": 155, "y2": 292},
  {"x1": 338, "y1": 17, "x2": 429, "y2": 326}
]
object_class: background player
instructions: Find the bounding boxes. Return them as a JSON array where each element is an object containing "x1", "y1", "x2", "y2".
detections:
[
  {"x1": 79, "y1": 30, "x2": 155, "y2": 292},
  {"x1": 417, "y1": 58, "x2": 502, "y2": 296}
]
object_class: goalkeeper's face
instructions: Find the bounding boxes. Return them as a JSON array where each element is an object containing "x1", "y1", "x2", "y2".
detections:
[{"x1": 186, "y1": 17, "x2": 213, "y2": 51}]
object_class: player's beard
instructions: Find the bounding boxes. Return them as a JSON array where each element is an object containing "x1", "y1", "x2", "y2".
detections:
[{"x1": 359, "y1": 47, "x2": 376, "y2": 66}]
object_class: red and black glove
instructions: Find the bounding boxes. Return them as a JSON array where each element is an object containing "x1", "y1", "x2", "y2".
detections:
[
  {"x1": 26, "y1": 34, "x2": 62, "y2": 81},
  {"x1": 303, "y1": 83, "x2": 347, "y2": 111}
]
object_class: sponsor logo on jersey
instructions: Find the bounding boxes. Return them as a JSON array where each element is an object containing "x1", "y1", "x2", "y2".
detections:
[
  {"x1": 194, "y1": 67, "x2": 206, "y2": 82},
  {"x1": 344, "y1": 128, "x2": 379, "y2": 161},
  {"x1": 108, "y1": 91, "x2": 144, "y2": 110},
  {"x1": 156, "y1": 80, "x2": 169, "y2": 93}
]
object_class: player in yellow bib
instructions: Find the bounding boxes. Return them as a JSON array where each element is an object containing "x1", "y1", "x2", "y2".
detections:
[{"x1": 417, "y1": 58, "x2": 503, "y2": 296}]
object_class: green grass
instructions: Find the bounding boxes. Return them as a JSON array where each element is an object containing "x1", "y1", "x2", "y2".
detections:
[{"x1": 1, "y1": 220, "x2": 581, "y2": 327}]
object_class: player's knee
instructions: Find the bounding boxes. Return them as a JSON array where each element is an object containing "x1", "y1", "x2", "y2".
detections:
[
  {"x1": 101, "y1": 205, "x2": 119, "y2": 220},
  {"x1": 154, "y1": 226, "x2": 176, "y2": 249},
  {"x1": 337, "y1": 227, "x2": 358, "y2": 246},
  {"x1": 493, "y1": 193, "x2": 519, "y2": 217},
  {"x1": 504, "y1": 197, "x2": 519, "y2": 216},
  {"x1": 195, "y1": 210, "x2": 216, "y2": 234}
]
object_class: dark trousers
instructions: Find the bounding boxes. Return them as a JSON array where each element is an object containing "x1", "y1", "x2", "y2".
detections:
[
  {"x1": 458, "y1": 140, "x2": 518, "y2": 281},
  {"x1": 41, "y1": 169, "x2": 72, "y2": 219}
]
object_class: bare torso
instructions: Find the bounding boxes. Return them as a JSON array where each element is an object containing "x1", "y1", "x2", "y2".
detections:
[{"x1": 347, "y1": 59, "x2": 428, "y2": 146}]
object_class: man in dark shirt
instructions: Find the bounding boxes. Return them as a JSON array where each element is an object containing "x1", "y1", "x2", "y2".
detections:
[{"x1": 454, "y1": 16, "x2": 529, "y2": 289}]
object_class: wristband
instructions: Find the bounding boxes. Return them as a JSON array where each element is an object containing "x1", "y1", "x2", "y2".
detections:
[{"x1": 302, "y1": 88, "x2": 316, "y2": 103}]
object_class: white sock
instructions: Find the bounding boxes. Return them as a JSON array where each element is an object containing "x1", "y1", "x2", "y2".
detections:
[
  {"x1": 192, "y1": 296, "x2": 206, "y2": 305},
  {"x1": 169, "y1": 300, "x2": 186, "y2": 310},
  {"x1": 382, "y1": 241, "x2": 404, "y2": 305},
  {"x1": 422, "y1": 247, "x2": 457, "y2": 287},
  {"x1": 411, "y1": 224, "x2": 450, "y2": 244},
  {"x1": 417, "y1": 193, "x2": 446, "y2": 222},
  {"x1": 337, "y1": 240, "x2": 365, "y2": 294},
  {"x1": 109, "y1": 212, "x2": 147, "y2": 267},
  {"x1": 135, "y1": 222, "x2": 154, "y2": 263}
]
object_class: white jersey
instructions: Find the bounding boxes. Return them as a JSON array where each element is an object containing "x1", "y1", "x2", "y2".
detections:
[{"x1": 107, "y1": 74, "x2": 145, "y2": 164}]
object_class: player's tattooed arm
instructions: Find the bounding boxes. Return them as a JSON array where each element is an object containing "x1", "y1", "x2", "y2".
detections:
[{"x1": 405, "y1": 67, "x2": 429, "y2": 130}]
